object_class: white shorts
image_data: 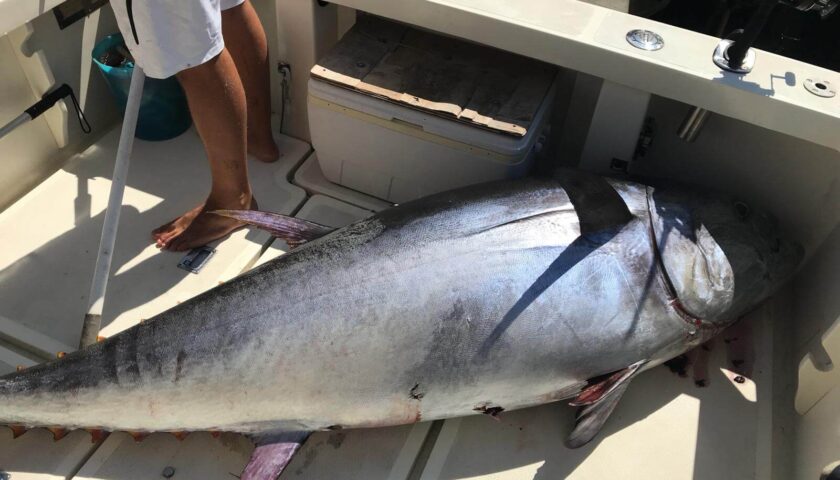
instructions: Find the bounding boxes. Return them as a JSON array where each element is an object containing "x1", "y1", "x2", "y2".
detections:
[{"x1": 110, "y1": 0, "x2": 245, "y2": 79}]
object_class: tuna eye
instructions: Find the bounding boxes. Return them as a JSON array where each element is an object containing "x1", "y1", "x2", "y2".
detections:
[{"x1": 734, "y1": 202, "x2": 751, "y2": 220}]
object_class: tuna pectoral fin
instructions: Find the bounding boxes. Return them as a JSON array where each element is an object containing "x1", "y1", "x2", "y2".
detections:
[
  {"x1": 565, "y1": 361, "x2": 645, "y2": 448},
  {"x1": 212, "y1": 210, "x2": 335, "y2": 248},
  {"x1": 241, "y1": 431, "x2": 311, "y2": 480},
  {"x1": 566, "y1": 378, "x2": 631, "y2": 448},
  {"x1": 569, "y1": 360, "x2": 644, "y2": 407}
]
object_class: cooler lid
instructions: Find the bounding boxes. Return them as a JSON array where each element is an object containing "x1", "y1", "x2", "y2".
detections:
[{"x1": 311, "y1": 14, "x2": 558, "y2": 137}]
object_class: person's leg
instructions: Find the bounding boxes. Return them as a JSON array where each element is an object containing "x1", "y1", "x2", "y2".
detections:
[
  {"x1": 222, "y1": 0, "x2": 279, "y2": 163},
  {"x1": 152, "y1": 48, "x2": 255, "y2": 251}
]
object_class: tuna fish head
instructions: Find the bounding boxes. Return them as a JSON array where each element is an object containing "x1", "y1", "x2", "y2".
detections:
[{"x1": 649, "y1": 186, "x2": 803, "y2": 325}]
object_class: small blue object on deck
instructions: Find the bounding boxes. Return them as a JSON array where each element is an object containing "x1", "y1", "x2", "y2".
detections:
[{"x1": 93, "y1": 33, "x2": 191, "y2": 141}]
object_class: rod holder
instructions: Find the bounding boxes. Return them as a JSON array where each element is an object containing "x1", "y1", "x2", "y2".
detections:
[{"x1": 713, "y1": 39, "x2": 757, "y2": 74}]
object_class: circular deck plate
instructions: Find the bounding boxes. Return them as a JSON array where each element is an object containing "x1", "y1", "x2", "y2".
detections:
[
  {"x1": 626, "y1": 29, "x2": 664, "y2": 51},
  {"x1": 804, "y1": 78, "x2": 836, "y2": 98}
]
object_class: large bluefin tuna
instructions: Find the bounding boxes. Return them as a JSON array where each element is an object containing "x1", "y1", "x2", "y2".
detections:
[{"x1": 0, "y1": 172, "x2": 801, "y2": 479}]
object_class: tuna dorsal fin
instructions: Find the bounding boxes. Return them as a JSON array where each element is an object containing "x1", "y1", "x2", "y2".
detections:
[
  {"x1": 566, "y1": 360, "x2": 644, "y2": 448},
  {"x1": 241, "y1": 431, "x2": 311, "y2": 480},
  {"x1": 212, "y1": 210, "x2": 335, "y2": 248},
  {"x1": 556, "y1": 169, "x2": 633, "y2": 237}
]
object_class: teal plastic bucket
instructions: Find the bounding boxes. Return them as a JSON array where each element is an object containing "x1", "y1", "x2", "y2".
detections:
[{"x1": 93, "y1": 33, "x2": 191, "y2": 141}]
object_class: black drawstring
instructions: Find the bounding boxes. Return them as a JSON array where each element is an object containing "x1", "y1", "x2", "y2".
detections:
[
  {"x1": 126, "y1": 0, "x2": 139, "y2": 44},
  {"x1": 68, "y1": 87, "x2": 92, "y2": 134}
]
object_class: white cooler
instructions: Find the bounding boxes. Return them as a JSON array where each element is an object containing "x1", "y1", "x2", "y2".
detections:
[{"x1": 307, "y1": 16, "x2": 558, "y2": 204}]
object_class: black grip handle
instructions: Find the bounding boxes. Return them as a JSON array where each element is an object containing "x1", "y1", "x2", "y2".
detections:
[
  {"x1": 22, "y1": 83, "x2": 91, "y2": 134},
  {"x1": 24, "y1": 83, "x2": 72, "y2": 119}
]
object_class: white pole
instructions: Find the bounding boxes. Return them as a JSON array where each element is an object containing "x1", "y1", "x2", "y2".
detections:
[
  {"x1": 0, "y1": 112, "x2": 33, "y2": 140},
  {"x1": 79, "y1": 65, "x2": 145, "y2": 348}
]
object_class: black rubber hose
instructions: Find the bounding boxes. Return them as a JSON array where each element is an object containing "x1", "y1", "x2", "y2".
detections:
[{"x1": 726, "y1": 0, "x2": 778, "y2": 68}]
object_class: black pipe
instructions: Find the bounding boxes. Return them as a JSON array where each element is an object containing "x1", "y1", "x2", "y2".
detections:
[{"x1": 726, "y1": 0, "x2": 778, "y2": 69}]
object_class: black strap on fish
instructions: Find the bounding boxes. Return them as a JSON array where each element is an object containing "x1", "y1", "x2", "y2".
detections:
[
  {"x1": 555, "y1": 169, "x2": 632, "y2": 238},
  {"x1": 644, "y1": 187, "x2": 717, "y2": 333}
]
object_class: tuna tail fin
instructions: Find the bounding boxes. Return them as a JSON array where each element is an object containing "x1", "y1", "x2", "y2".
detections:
[
  {"x1": 241, "y1": 431, "x2": 311, "y2": 480},
  {"x1": 565, "y1": 360, "x2": 644, "y2": 448},
  {"x1": 211, "y1": 210, "x2": 335, "y2": 248}
]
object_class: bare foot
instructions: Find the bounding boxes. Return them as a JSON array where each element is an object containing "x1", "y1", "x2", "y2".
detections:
[
  {"x1": 152, "y1": 204, "x2": 204, "y2": 248},
  {"x1": 248, "y1": 133, "x2": 280, "y2": 163},
  {"x1": 153, "y1": 196, "x2": 258, "y2": 251}
]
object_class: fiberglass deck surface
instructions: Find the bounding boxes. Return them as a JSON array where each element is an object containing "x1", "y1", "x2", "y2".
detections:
[{"x1": 0, "y1": 124, "x2": 307, "y2": 349}]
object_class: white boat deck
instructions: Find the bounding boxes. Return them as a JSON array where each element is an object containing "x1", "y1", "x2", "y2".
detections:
[
  {"x1": 0, "y1": 127, "x2": 791, "y2": 479},
  {"x1": 0, "y1": 123, "x2": 308, "y2": 349}
]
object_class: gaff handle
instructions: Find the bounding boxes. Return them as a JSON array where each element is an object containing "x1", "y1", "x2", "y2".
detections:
[
  {"x1": 25, "y1": 84, "x2": 72, "y2": 119},
  {"x1": 24, "y1": 83, "x2": 91, "y2": 133}
]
